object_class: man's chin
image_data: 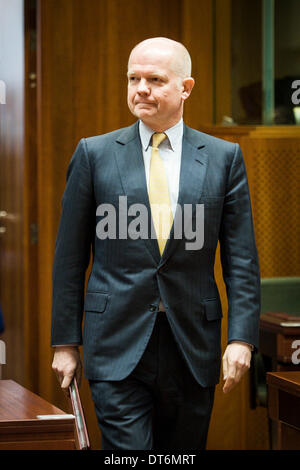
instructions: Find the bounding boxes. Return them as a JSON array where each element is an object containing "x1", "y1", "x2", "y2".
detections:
[{"x1": 134, "y1": 108, "x2": 157, "y2": 120}]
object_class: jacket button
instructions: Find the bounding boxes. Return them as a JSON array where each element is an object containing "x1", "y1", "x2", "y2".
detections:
[{"x1": 149, "y1": 304, "x2": 156, "y2": 312}]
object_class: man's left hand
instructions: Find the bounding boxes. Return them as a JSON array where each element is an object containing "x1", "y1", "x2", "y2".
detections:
[{"x1": 222, "y1": 342, "x2": 252, "y2": 394}]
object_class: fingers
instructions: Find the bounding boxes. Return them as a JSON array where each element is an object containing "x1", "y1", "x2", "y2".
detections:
[
  {"x1": 52, "y1": 347, "x2": 81, "y2": 396},
  {"x1": 223, "y1": 377, "x2": 234, "y2": 394},
  {"x1": 222, "y1": 358, "x2": 238, "y2": 394},
  {"x1": 222, "y1": 344, "x2": 251, "y2": 394},
  {"x1": 52, "y1": 363, "x2": 74, "y2": 396},
  {"x1": 223, "y1": 366, "x2": 244, "y2": 394},
  {"x1": 60, "y1": 374, "x2": 74, "y2": 397}
]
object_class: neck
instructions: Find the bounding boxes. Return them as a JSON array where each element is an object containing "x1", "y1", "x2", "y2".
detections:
[{"x1": 141, "y1": 116, "x2": 182, "y2": 133}]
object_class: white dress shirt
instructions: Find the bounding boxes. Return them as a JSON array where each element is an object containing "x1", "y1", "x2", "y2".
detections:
[
  {"x1": 139, "y1": 118, "x2": 183, "y2": 311},
  {"x1": 139, "y1": 118, "x2": 183, "y2": 219}
]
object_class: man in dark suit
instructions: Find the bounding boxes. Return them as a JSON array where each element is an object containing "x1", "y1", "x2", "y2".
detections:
[{"x1": 51, "y1": 37, "x2": 260, "y2": 450}]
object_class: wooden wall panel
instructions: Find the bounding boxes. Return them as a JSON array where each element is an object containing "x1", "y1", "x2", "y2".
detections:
[
  {"x1": 37, "y1": 0, "x2": 75, "y2": 411},
  {"x1": 24, "y1": 0, "x2": 39, "y2": 393},
  {"x1": 242, "y1": 136, "x2": 300, "y2": 277},
  {"x1": 71, "y1": 0, "x2": 182, "y2": 139},
  {"x1": 0, "y1": 0, "x2": 26, "y2": 385},
  {"x1": 214, "y1": 0, "x2": 232, "y2": 125},
  {"x1": 181, "y1": 0, "x2": 214, "y2": 127},
  {"x1": 201, "y1": 126, "x2": 300, "y2": 280}
]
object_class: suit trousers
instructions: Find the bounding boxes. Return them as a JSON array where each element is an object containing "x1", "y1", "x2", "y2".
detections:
[{"x1": 89, "y1": 312, "x2": 215, "y2": 450}]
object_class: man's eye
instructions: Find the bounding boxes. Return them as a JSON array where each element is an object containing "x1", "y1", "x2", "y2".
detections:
[{"x1": 129, "y1": 77, "x2": 137, "y2": 81}]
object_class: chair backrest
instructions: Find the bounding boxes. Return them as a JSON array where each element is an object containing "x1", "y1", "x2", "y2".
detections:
[{"x1": 261, "y1": 277, "x2": 300, "y2": 316}]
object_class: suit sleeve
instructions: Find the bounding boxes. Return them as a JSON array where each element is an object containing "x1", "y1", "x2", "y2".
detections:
[
  {"x1": 219, "y1": 143, "x2": 261, "y2": 350},
  {"x1": 51, "y1": 139, "x2": 95, "y2": 346}
]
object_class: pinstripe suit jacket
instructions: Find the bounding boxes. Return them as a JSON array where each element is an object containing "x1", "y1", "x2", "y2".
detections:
[{"x1": 51, "y1": 121, "x2": 260, "y2": 387}]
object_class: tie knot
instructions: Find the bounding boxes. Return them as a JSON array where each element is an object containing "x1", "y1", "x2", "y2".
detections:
[{"x1": 152, "y1": 132, "x2": 166, "y2": 149}]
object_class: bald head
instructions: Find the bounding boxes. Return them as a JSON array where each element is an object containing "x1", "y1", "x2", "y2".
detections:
[
  {"x1": 128, "y1": 37, "x2": 192, "y2": 79},
  {"x1": 127, "y1": 36, "x2": 195, "y2": 131}
]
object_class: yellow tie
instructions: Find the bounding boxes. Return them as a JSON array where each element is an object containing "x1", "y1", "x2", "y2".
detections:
[{"x1": 149, "y1": 133, "x2": 173, "y2": 255}]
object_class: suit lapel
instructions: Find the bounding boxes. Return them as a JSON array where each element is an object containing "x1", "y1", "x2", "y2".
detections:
[
  {"x1": 113, "y1": 122, "x2": 208, "y2": 265},
  {"x1": 160, "y1": 125, "x2": 208, "y2": 263},
  {"x1": 114, "y1": 122, "x2": 161, "y2": 263}
]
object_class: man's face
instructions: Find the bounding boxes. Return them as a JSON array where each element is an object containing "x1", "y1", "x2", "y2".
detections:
[{"x1": 127, "y1": 46, "x2": 187, "y2": 131}]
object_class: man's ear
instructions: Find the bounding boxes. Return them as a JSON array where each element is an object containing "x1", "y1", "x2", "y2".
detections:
[{"x1": 181, "y1": 77, "x2": 195, "y2": 101}]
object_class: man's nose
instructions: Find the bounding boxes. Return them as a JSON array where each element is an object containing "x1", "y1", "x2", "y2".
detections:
[{"x1": 137, "y1": 78, "x2": 150, "y2": 94}]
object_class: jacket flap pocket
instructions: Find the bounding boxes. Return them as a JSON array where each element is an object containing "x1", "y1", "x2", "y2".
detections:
[
  {"x1": 203, "y1": 298, "x2": 223, "y2": 321},
  {"x1": 84, "y1": 292, "x2": 108, "y2": 313}
]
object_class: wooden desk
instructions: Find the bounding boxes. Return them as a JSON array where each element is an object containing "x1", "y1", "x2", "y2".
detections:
[
  {"x1": 0, "y1": 380, "x2": 76, "y2": 449},
  {"x1": 267, "y1": 371, "x2": 300, "y2": 450}
]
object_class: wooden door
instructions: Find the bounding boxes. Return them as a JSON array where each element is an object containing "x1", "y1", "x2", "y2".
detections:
[{"x1": 0, "y1": 0, "x2": 38, "y2": 391}]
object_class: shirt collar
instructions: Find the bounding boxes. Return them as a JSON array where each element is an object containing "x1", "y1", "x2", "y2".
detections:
[{"x1": 139, "y1": 118, "x2": 183, "y2": 152}]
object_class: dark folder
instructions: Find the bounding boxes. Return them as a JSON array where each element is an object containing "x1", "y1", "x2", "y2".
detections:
[{"x1": 69, "y1": 378, "x2": 90, "y2": 450}]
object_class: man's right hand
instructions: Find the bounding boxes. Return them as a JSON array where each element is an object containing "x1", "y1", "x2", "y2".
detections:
[{"x1": 52, "y1": 346, "x2": 82, "y2": 395}]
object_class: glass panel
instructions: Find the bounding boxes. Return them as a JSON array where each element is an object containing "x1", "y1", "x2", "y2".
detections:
[
  {"x1": 228, "y1": 0, "x2": 300, "y2": 125},
  {"x1": 231, "y1": 0, "x2": 262, "y2": 124},
  {"x1": 274, "y1": 0, "x2": 300, "y2": 124},
  {"x1": 262, "y1": 0, "x2": 275, "y2": 125}
]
